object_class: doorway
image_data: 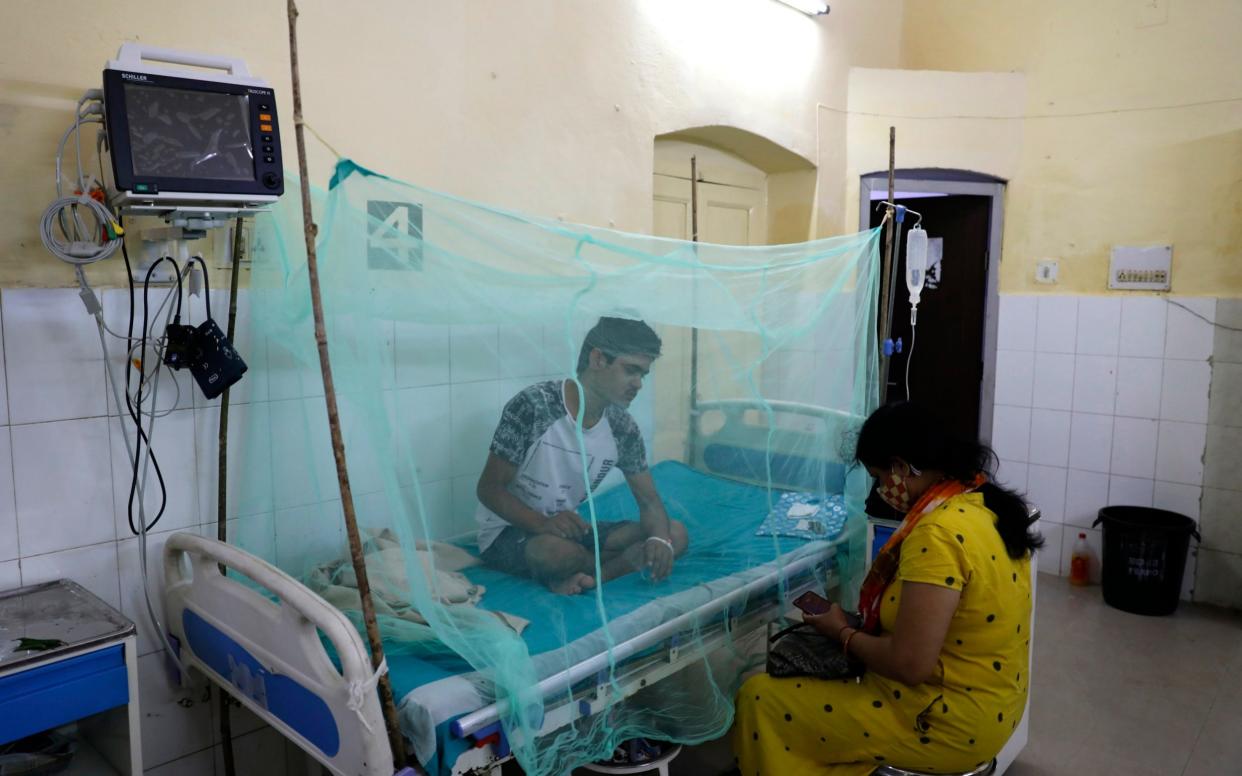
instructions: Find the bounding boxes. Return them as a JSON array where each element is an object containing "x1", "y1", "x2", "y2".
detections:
[
  {"x1": 653, "y1": 139, "x2": 768, "y2": 244},
  {"x1": 860, "y1": 172, "x2": 1005, "y2": 444}
]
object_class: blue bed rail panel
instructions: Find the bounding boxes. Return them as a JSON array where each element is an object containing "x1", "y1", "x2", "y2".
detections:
[
  {"x1": 0, "y1": 645, "x2": 129, "y2": 746},
  {"x1": 182, "y1": 609, "x2": 342, "y2": 758}
]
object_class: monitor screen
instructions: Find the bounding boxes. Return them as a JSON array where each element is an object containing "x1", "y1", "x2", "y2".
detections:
[{"x1": 123, "y1": 83, "x2": 255, "y2": 181}]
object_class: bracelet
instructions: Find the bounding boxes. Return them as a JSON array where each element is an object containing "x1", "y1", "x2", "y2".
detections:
[
  {"x1": 841, "y1": 628, "x2": 858, "y2": 656},
  {"x1": 645, "y1": 536, "x2": 676, "y2": 555},
  {"x1": 837, "y1": 624, "x2": 853, "y2": 642}
]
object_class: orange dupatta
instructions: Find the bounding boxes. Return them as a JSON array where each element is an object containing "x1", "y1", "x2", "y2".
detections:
[{"x1": 857, "y1": 473, "x2": 987, "y2": 633}]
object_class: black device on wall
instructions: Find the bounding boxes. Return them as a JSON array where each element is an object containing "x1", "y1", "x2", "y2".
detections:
[{"x1": 102, "y1": 44, "x2": 283, "y2": 209}]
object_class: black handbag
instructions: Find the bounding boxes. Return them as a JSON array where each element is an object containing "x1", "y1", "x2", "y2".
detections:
[{"x1": 766, "y1": 615, "x2": 864, "y2": 681}]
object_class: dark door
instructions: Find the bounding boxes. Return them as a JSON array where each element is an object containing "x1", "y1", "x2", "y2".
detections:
[{"x1": 870, "y1": 195, "x2": 991, "y2": 440}]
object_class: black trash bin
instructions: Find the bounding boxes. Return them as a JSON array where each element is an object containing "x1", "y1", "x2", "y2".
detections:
[{"x1": 1093, "y1": 506, "x2": 1200, "y2": 616}]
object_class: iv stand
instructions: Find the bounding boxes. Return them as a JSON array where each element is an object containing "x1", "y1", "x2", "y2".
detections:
[{"x1": 876, "y1": 127, "x2": 898, "y2": 404}]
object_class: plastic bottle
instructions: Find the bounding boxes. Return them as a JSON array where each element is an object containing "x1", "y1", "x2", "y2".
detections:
[{"x1": 1069, "y1": 532, "x2": 1090, "y2": 586}]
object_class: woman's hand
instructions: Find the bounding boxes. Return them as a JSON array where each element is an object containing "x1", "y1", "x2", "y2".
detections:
[{"x1": 803, "y1": 602, "x2": 852, "y2": 642}]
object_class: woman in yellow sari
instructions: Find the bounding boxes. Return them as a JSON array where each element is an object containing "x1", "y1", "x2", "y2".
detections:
[{"x1": 733, "y1": 402, "x2": 1042, "y2": 775}]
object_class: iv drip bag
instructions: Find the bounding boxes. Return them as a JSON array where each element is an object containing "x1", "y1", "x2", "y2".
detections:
[{"x1": 905, "y1": 226, "x2": 928, "y2": 319}]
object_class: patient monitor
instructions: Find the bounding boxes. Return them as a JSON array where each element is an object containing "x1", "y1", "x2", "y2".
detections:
[{"x1": 102, "y1": 43, "x2": 284, "y2": 213}]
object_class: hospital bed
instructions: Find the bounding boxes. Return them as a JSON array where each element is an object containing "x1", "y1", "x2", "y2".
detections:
[{"x1": 163, "y1": 399, "x2": 865, "y2": 776}]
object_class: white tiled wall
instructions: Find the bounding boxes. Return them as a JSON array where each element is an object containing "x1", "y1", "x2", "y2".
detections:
[
  {"x1": 993, "y1": 294, "x2": 1215, "y2": 599},
  {"x1": 1198, "y1": 299, "x2": 1242, "y2": 609},
  {"x1": 0, "y1": 287, "x2": 286, "y2": 774}
]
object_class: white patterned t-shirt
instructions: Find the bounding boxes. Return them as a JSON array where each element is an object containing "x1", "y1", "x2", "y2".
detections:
[{"x1": 475, "y1": 380, "x2": 647, "y2": 552}]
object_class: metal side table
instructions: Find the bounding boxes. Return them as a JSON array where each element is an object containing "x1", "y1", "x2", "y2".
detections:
[{"x1": 0, "y1": 580, "x2": 142, "y2": 775}]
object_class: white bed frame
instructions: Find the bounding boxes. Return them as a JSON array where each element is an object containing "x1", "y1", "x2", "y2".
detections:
[
  {"x1": 163, "y1": 400, "x2": 865, "y2": 776},
  {"x1": 164, "y1": 533, "x2": 397, "y2": 776}
]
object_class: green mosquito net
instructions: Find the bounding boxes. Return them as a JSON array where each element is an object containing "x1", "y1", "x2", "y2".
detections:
[{"x1": 231, "y1": 159, "x2": 880, "y2": 775}]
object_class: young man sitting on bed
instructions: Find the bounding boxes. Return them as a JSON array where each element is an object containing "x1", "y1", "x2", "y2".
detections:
[{"x1": 475, "y1": 317, "x2": 689, "y2": 595}]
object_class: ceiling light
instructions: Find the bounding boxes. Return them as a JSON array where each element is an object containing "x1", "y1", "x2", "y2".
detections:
[{"x1": 773, "y1": 0, "x2": 830, "y2": 15}]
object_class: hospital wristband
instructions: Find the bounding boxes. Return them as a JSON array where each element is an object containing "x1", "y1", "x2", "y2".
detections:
[{"x1": 646, "y1": 536, "x2": 676, "y2": 555}]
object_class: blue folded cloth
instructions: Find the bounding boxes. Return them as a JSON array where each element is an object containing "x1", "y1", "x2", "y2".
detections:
[{"x1": 755, "y1": 492, "x2": 847, "y2": 541}]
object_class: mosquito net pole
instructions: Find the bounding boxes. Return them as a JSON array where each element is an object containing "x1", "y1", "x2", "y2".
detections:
[
  {"x1": 687, "y1": 155, "x2": 700, "y2": 467},
  {"x1": 286, "y1": 1, "x2": 407, "y2": 765},
  {"x1": 876, "y1": 127, "x2": 897, "y2": 404}
]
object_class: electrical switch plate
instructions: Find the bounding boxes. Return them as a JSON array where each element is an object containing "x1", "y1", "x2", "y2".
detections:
[
  {"x1": 1035, "y1": 259, "x2": 1059, "y2": 284},
  {"x1": 1109, "y1": 245, "x2": 1172, "y2": 291}
]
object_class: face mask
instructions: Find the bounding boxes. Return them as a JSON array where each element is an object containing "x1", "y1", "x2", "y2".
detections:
[{"x1": 876, "y1": 464, "x2": 922, "y2": 513}]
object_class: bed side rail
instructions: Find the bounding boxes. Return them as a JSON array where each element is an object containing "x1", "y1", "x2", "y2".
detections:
[{"x1": 164, "y1": 532, "x2": 394, "y2": 776}]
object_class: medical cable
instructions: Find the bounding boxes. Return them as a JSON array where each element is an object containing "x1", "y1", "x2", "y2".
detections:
[
  {"x1": 128, "y1": 258, "x2": 183, "y2": 536},
  {"x1": 43, "y1": 96, "x2": 122, "y2": 266},
  {"x1": 91, "y1": 269, "x2": 186, "y2": 674},
  {"x1": 51, "y1": 103, "x2": 186, "y2": 674},
  {"x1": 905, "y1": 323, "x2": 917, "y2": 401},
  {"x1": 122, "y1": 243, "x2": 189, "y2": 673}
]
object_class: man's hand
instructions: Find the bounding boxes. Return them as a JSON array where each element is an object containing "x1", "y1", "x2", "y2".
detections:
[
  {"x1": 642, "y1": 534, "x2": 676, "y2": 581},
  {"x1": 543, "y1": 511, "x2": 589, "y2": 540},
  {"x1": 803, "y1": 602, "x2": 851, "y2": 641}
]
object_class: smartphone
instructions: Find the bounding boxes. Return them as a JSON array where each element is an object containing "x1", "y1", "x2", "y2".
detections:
[{"x1": 792, "y1": 591, "x2": 833, "y2": 616}]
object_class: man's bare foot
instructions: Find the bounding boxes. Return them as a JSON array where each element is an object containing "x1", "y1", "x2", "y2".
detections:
[{"x1": 548, "y1": 572, "x2": 596, "y2": 595}]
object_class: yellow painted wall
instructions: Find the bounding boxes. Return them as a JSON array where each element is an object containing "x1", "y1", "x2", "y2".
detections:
[
  {"x1": 844, "y1": 67, "x2": 1026, "y2": 232},
  {"x1": 0, "y1": 0, "x2": 902, "y2": 288},
  {"x1": 896, "y1": 0, "x2": 1242, "y2": 296}
]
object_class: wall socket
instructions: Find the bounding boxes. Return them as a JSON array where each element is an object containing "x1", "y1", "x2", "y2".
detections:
[{"x1": 1035, "y1": 259, "x2": 1059, "y2": 284}]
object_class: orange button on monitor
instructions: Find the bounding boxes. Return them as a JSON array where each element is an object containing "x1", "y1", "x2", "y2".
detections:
[
  {"x1": 260, "y1": 124, "x2": 273, "y2": 132},
  {"x1": 259, "y1": 113, "x2": 272, "y2": 121}
]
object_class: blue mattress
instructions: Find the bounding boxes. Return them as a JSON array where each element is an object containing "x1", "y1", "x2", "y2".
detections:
[{"x1": 386, "y1": 461, "x2": 824, "y2": 701}]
